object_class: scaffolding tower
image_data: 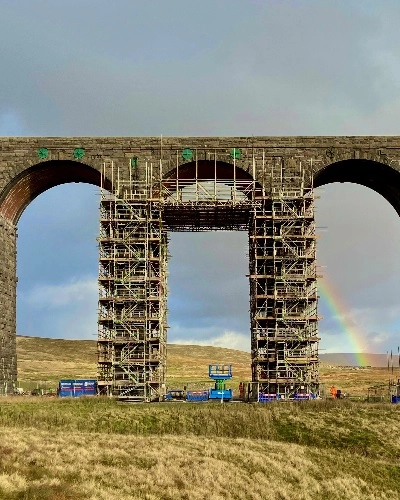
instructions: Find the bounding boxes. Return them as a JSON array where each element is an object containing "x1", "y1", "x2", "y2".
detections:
[
  {"x1": 249, "y1": 159, "x2": 319, "y2": 399},
  {"x1": 97, "y1": 153, "x2": 319, "y2": 401},
  {"x1": 97, "y1": 162, "x2": 167, "y2": 401}
]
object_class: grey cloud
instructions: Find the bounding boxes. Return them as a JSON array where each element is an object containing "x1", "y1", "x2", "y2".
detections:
[
  {"x1": 316, "y1": 182, "x2": 400, "y2": 353},
  {"x1": 315, "y1": 183, "x2": 400, "y2": 300},
  {"x1": 168, "y1": 232, "x2": 249, "y2": 332},
  {"x1": 18, "y1": 277, "x2": 98, "y2": 339},
  {"x1": 1, "y1": 1, "x2": 399, "y2": 135},
  {"x1": 2, "y1": 0, "x2": 400, "y2": 353},
  {"x1": 17, "y1": 184, "x2": 99, "y2": 289}
]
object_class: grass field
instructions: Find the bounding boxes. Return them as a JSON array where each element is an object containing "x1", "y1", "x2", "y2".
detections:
[
  {"x1": 0, "y1": 398, "x2": 399, "y2": 499},
  {"x1": 5, "y1": 336, "x2": 400, "y2": 499}
]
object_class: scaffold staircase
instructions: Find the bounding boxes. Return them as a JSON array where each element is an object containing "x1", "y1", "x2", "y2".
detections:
[
  {"x1": 97, "y1": 161, "x2": 167, "y2": 402},
  {"x1": 249, "y1": 158, "x2": 319, "y2": 399}
]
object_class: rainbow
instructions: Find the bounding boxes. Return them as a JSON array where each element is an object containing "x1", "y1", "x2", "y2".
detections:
[{"x1": 318, "y1": 276, "x2": 369, "y2": 366}]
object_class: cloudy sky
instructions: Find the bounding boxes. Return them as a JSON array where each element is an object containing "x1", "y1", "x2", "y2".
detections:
[{"x1": 1, "y1": 0, "x2": 400, "y2": 355}]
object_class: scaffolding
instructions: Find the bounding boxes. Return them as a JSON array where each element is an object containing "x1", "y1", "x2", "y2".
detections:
[
  {"x1": 161, "y1": 154, "x2": 256, "y2": 232},
  {"x1": 97, "y1": 162, "x2": 167, "y2": 401},
  {"x1": 97, "y1": 152, "x2": 319, "y2": 401},
  {"x1": 249, "y1": 159, "x2": 319, "y2": 399}
]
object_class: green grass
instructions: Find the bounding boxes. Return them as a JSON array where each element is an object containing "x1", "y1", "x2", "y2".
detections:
[
  {"x1": 8, "y1": 336, "x2": 400, "y2": 498},
  {"x1": 0, "y1": 398, "x2": 399, "y2": 458},
  {"x1": 0, "y1": 398, "x2": 400, "y2": 499}
]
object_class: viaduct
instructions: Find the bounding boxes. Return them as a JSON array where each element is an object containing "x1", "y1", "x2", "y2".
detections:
[{"x1": 1, "y1": 136, "x2": 400, "y2": 399}]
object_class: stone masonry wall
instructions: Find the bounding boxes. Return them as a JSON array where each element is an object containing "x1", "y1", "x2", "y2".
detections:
[
  {"x1": 0, "y1": 214, "x2": 17, "y2": 395},
  {"x1": 1, "y1": 136, "x2": 400, "y2": 393},
  {"x1": 2, "y1": 136, "x2": 400, "y2": 199}
]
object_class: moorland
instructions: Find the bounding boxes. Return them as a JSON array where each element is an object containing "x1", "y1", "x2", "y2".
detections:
[{"x1": 0, "y1": 336, "x2": 398, "y2": 500}]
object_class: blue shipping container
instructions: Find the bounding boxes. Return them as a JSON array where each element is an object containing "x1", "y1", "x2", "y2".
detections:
[{"x1": 58, "y1": 379, "x2": 97, "y2": 398}]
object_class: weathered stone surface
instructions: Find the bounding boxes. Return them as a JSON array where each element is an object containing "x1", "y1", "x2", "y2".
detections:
[
  {"x1": 1, "y1": 136, "x2": 400, "y2": 393},
  {"x1": 0, "y1": 215, "x2": 17, "y2": 395}
]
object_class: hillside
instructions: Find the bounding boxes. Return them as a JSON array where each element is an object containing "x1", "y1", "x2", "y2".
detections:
[
  {"x1": 15, "y1": 335, "x2": 399, "y2": 395},
  {"x1": 319, "y1": 352, "x2": 396, "y2": 368},
  {"x1": 16, "y1": 336, "x2": 252, "y2": 389},
  {"x1": 16, "y1": 336, "x2": 97, "y2": 388}
]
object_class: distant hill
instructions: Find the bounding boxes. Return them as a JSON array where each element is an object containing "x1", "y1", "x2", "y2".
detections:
[
  {"x1": 15, "y1": 335, "x2": 396, "y2": 391},
  {"x1": 320, "y1": 352, "x2": 395, "y2": 368},
  {"x1": 17, "y1": 335, "x2": 391, "y2": 366},
  {"x1": 16, "y1": 335, "x2": 97, "y2": 387},
  {"x1": 15, "y1": 336, "x2": 252, "y2": 387}
]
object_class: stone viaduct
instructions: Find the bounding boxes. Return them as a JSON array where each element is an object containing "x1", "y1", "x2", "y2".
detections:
[{"x1": 1, "y1": 136, "x2": 400, "y2": 395}]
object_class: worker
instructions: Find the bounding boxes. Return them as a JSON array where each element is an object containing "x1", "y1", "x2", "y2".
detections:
[{"x1": 330, "y1": 385, "x2": 337, "y2": 399}]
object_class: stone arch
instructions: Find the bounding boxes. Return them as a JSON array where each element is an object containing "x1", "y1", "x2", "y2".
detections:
[
  {"x1": 0, "y1": 160, "x2": 111, "y2": 225},
  {"x1": 162, "y1": 159, "x2": 261, "y2": 199},
  {"x1": 0, "y1": 159, "x2": 112, "y2": 395},
  {"x1": 314, "y1": 159, "x2": 400, "y2": 216},
  {"x1": 164, "y1": 159, "x2": 255, "y2": 182}
]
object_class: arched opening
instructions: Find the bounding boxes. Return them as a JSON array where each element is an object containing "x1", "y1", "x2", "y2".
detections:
[
  {"x1": 314, "y1": 158, "x2": 400, "y2": 215},
  {"x1": 0, "y1": 160, "x2": 110, "y2": 224},
  {"x1": 0, "y1": 160, "x2": 108, "y2": 392},
  {"x1": 314, "y1": 159, "x2": 400, "y2": 364},
  {"x1": 164, "y1": 160, "x2": 256, "y2": 182},
  {"x1": 16, "y1": 183, "x2": 99, "y2": 391},
  {"x1": 162, "y1": 160, "x2": 258, "y2": 231},
  {"x1": 164, "y1": 160, "x2": 254, "y2": 375}
]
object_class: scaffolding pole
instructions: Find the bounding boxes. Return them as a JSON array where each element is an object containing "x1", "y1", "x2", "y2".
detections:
[
  {"x1": 249, "y1": 158, "x2": 319, "y2": 399},
  {"x1": 97, "y1": 151, "x2": 319, "y2": 402},
  {"x1": 97, "y1": 161, "x2": 167, "y2": 401}
]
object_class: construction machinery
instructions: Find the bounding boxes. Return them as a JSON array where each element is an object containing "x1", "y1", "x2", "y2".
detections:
[{"x1": 208, "y1": 364, "x2": 233, "y2": 401}]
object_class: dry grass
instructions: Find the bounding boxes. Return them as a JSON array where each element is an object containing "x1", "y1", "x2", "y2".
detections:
[
  {"x1": 166, "y1": 343, "x2": 251, "y2": 389},
  {"x1": 8, "y1": 336, "x2": 400, "y2": 498},
  {"x1": 0, "y1": 427, "x2": 399, "y2": 500},
  {"x1": 16, "y1": 337, "x2": 252, "y2": 391},
  {"x1": 0, "y1": 399, "x2": 400, "y2": 499},
  {"x1": 16, "y1": 336, "x2": 97, "y2": 389},
  {"x1": 1, "y1": 398, "x2": 400, "y2": 454},
  {"x1": 319, "y1": 365, "x2": 396, "y2": 396}
]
